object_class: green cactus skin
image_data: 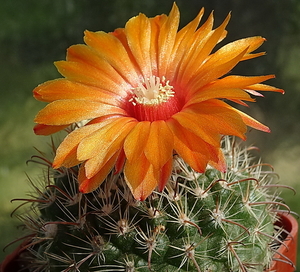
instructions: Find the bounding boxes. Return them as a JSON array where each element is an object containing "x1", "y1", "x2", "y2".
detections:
[{"x1": 12, "y1": 137, "x2": 286, "y2": 272}]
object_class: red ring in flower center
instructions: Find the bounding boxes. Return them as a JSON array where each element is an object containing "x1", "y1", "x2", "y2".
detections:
[
  {"x1": 126, "y1": 76, "x2": 182, "y2": 122},
  {"x1": 129, "y1": 95, "x2": 181, "y2": 122}
]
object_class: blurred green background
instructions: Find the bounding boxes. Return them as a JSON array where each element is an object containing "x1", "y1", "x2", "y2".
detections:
[{"x1": 1, "y1": 0, "x2": 299, "y2": 269}]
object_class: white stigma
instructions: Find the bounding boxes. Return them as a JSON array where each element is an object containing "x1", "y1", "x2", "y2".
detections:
[{"x1": 130, "y1": 76, "x2": 174, "y2": 106}]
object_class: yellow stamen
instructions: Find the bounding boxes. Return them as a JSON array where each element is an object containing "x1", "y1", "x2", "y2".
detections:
[{"x1": 130, "y1": 76, "x2": 175, "y2": 106}]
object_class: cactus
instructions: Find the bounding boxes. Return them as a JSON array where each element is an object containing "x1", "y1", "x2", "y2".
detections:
[{"x1": 9, "y1": 136, "x2": 289, "y2": 272}]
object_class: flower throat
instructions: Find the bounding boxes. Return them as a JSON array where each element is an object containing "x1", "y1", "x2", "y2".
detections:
[{"x1": 129, "y1": 76, "x2": 181, "y2": 122}]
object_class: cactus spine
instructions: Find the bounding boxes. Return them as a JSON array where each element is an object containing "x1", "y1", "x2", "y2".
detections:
[{"x1": 11, "y1": 137, "x2": 285, "y2": 272}]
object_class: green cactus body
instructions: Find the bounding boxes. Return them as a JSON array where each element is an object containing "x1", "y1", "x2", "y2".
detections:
[{"x1": 14, "y1": 137, "x2": 281, "y2": 272}]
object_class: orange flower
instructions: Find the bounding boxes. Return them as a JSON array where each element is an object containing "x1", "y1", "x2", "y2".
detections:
[{"x1": 33, "y1": 3, "x2": 283, "y2": 200}]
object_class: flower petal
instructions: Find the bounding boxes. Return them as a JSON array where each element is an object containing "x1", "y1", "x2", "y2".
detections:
[
  {"x1": 209, "y1": 149, "x2": 226, "y2": 172},
  {"x1": 66, "y1": 44, "x2": 131, "y2": 95},
  {"x1": 124, "y1": 121, "x2": 151, "y2": 162},
  {"x1": 144, "y1": 120, "x2": 174, "y2": 169},
  {"x1": 173, "y1": 12, "x2": 214, "y2": 86},
  {"x1": 232, "y1": 108, "x2": 270, "y2": 133},
  {"x1": 175, "y1": 144, "x2": 210, "y2": 173},
  {"x1": 84, "y1": 147, "x2": 122, "y2": 179},
  {"x1": 124, "y1": 153, "x2": 158, "y2": 201},
  {"x1": 205, "y1": 36, "x2": 265, "y2": 65},
  {"x1": 34, "y1": 100, "x2": 126, "y2": 125},
  {"x1": 157, "y1": 158, "x2": 173, "y2": 191},
  {"x1": 77, "y1": 117, "x2": 136, "y2": 162},
  {"x1": 148, "y1": 14, "x2": 168, "y2": 75},
  {"x1": 169, "y1": 119, "x2": 223, "y2": 172},
  {"x1": 167, "y1": 118, "x2": 220, "y2": 170},
  {"x1": 184, "y1": 100, "x2": 247, "y2": 140},
  {"x1": 172, "y1": 111, "x2": 220, "y2": 147},
  {"x1": 192, "y1": 75, "x2": 275, "y2": 95},
  {"x1": 78, "y1": 153, "x2": 118, "y2": 193},
  {"x1": 125, "y1": 13, "x2": 152, "y2": 78},
  {"x1": 246, "y1": 83, "x2": 284, "y2": 93},
  {"x1": 186, "y1": 88, "x2": 254, "y2": 107},
  {"x1": 167, "y1": 7, "x2": 204, "y2": 80},
  {"x1": 157, "y1": 3, "x2": 180, "y2": 77},
  {"x1": 167, "y1": 118, "x2": 219, "y2": 158},
  {"x1": 33, "y1": 124, "x2": 68, "y2": 135},
  {"x1": 186, "y1": 37, "x2": 266, "y2": 92},
  {"x1": 53, "y1": 120, "x2": 112, "y2": 168},
  {"x1": 166, "y1": 8, "x2": 204, "y2": 80},
  {"x1": 55, "y1": 60, "x2": 129, "y2": 96},
  {"x1": 237, "y1": 37, "x2": 266, "y2": 61},
  {"x1": 187, "y1": 45, "x2": 249, "y2": 91},
  {"x1": 83, "y1": 30, "x2": 140, "y2": 85},
  {"x1": 177, "y1": 13, "x2": 230, "y2": 87},
  {"x1": 114, "y1": 148, "x2": 126, "y2": 174},
  {"x1": 33, "y1": 78, "x2": 119, "y2": 104}
]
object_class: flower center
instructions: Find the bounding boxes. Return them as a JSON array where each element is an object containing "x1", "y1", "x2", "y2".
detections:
[
  {"x1": 128, "y1": 76, "x2": 181, "y2": 122},
  {"x1": 130, "y1": 76, "x2": 175, "y2": 106}
]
